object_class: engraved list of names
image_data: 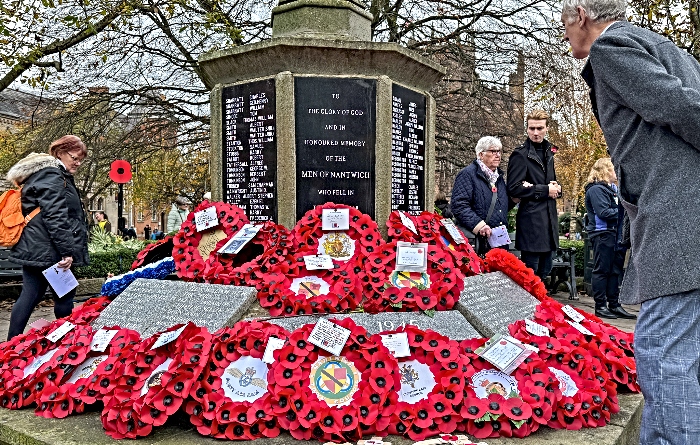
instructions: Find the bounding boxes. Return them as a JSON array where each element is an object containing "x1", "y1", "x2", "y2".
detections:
[
  {"x1": 294, "y1": 77, "x2": 376, "y2": 220},
  {"x1": 391, "y1": 84, "x2": 426, "y2": 214},
  {"x1": 222, "y1": 79, "x2": 277, "y2": 222}
]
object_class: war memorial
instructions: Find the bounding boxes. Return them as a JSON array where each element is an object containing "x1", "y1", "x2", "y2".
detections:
[{"x1": 0, "y1": 1, "x2": 642, "y2": 444}]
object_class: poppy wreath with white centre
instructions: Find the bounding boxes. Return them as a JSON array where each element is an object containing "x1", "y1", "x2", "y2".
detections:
[
  {"x1": 185, "y1": 320, "x2": 290, "y2": 440},
  {"x1": 267, "y1": 317, "x2": 400, "y2": 442},
  {"x1": 458, "y1": 337, "x2": 563, "y2": 439},
  {"x1": 35, "y1": 327, "x2": 141, "y2": 419},
  {"x1": 362, "y1": 239, "x2": 465, "y2": 314},
  {"x1": 371, "y1": 326, "x2": 471, "y2": 440},
  {"x1": 172, "y1": 201, "x2": 249, "y2": 282},
  {"x1": 255, "y1": 256, "x2": 365, "y2": 317},
  {"x1": 100, "y1": 323, "x2": 212, "y2": 439},
  {"x1": 0, "y1": 322, "x2": 94, "y2": 410}
]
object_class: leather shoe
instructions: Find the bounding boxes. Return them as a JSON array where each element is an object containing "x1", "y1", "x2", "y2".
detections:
[
  {"x1": 609, "y1": 306, "x2": 637, "y2": 319},
  {"x1": 595, "y1": 307, "x2": 618, "y2": 319}
]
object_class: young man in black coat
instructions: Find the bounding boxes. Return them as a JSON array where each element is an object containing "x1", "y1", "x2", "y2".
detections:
[{"x1": 506, "y1": 110, "x2": 561, "y2": 281}]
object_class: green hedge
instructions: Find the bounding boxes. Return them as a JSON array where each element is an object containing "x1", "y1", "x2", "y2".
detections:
[
  {"x1": 559, "y1": 239, "x2": 585, "y2": 275},
  {"x1": 74, "y1": 248, "x2": 142, "y2": 279}
]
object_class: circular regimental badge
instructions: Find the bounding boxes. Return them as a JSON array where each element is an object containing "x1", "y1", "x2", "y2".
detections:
[
  {"x1": 317, "y1": 232, "x2": 355, "y2": 261},
  {"x1": 221, "y1": 355, "x2": 269, "y2": 403},
  {"x1": 309, "y1": 356, "x2": 361, "y2": 407}
]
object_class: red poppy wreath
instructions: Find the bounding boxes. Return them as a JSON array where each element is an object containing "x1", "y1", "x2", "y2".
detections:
[
  {"x1": 101, "y1": 323, "x2": 212, "y2": 439},
  {"x1": 370, "y1": 326, "x2": 470, "y2": 440},
  {"x1": 186, "y1": 320, "x2": 290, "y2": 440},
  {"x1": 0, "y1": 321, "x2": 94, "y2": 410},
  {"x1": 531, "y1": 299, "x2": 638, "y2": 392},
  {"x1": 388, "y1": 211, "x2": 483, "y2": 278},
  {"x1": 362, "y1": 240, "x2": 465, "y2": 314},
  {"x1": 458, "y1": 338, "x2": 563, "y2": 439},
  {"x1": 292, "y1": 202, "x2": 384, "y2": 275},
  {"x1": 204, "y1": 221, "x2": 297, "y2": 288},
  {"x1": 67, "y1": 296, "x2": 113, "y2": 325},
  {"x1": 35, "y1": 327, "x2": 141, "y2": 419},
  {"x1": 256, "y1": 258, "x2": 365, "y2": 317},
  {"x1": 267, "y1": 318, "x2": 400, "y2": 442},
  {"x1": 509, "y1": 308, "x2": 619, "y2": 429},
  {"x1": 131, "y1": 236, "x2": 174, "y2": 270},
  {"x1": 172, "y1": 201, "x2": 249, "y2": 282},
  {"x1": 484, "y1": 249, "x2": 549, "y2": 301}
]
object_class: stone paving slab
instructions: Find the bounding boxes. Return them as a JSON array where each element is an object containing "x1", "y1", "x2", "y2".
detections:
[{"x1": 0, "y1": 394, "x2": 642, "y2": 445}]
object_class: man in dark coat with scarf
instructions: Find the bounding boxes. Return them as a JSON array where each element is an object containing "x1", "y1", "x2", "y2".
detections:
[
  {"x1": 562, "y1": 0, "x2": 700, "y2": 442},
  {"x1": 506, "y1": 109, "x2": 561, "y2": 281}
]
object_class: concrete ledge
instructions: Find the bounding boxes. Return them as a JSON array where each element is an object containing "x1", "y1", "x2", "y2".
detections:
[
  {"x1": 0, "y1": 393, "x2": 642, "y2": 445},
  {"x1": 0, "y1": 278, "x2": 105, "y2": 300}
]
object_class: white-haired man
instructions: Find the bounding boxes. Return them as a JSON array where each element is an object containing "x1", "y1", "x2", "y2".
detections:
[{"x1": 561, "y1": 0, "x2": 700, "y2": 443}]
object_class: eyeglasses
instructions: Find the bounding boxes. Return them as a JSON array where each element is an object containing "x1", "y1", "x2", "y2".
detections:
[
  {"x1": 67, "y1": 152, "x2": 84, "y2": 163},
  {"x1": 484, "y1": 150, "x2": 502, "y2": 156}
]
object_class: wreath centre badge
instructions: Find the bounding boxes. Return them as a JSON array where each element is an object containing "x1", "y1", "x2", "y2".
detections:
[
  {"x1": 140, "y1": 358, "x2": 173, "y2": 396},
  {"x1": 290, "y1": 276, "x2": 331, "y2": 299},
  {"x1": 470, "y1": 369, "x2": 520, "y2": 399},
  {"x1": 309, "y1": 356, "x2": 361, "y2": 407},
  {"x1": 221, "y1": 355, "x2": 269, "y2": 403},
  {"x1": 390, "y1": 270, "x2": 431, "y2": 289},
  {"x1": 67, "y1": 355, "x2": 108, "y2": 384},
  {"x1": 317, "y1": 232, "x2": 355, "y2": 261},
  {"x1": 397, "y1": 359, "x2": 436, "y2": 404}
]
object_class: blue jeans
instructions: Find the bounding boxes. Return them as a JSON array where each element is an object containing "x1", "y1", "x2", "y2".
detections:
[
  {"x1": 635, "y1": 289, "x2": 700, "y2": 445},
  {"x1": 520, "y1": 251, "x2": 553, "y2": 281},
  {"x1": 7, "y1": 265, "x2": 75, "y2": 340}
]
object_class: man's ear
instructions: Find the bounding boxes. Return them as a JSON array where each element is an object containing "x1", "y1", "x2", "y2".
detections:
[{"x1": 577, "y1": 6, "x2": 587, "y2": 27}]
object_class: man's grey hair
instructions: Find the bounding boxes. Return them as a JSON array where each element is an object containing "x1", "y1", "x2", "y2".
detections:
[
  {"x1": 561, "y1": 0, "x2": 627, "y2": 23},
  {"x1": 475, "y1": 136, "x2": 502, "y2": 156}
]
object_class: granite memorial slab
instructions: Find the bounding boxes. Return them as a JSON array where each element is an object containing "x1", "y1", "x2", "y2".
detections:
[
  {"x1": 92, "y1": 278, "x2": 257, "y2": 338},
  {"x1": 248, "y1": 310, "x2": 481, "y2": 340},
  {"x1": 454, "y1": 271, "x2": 540, "y2": 337}
]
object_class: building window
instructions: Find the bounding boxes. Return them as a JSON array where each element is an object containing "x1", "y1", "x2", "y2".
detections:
[
  {"x1": 151, "y1": 206, "x2": 158, "y2": 222},
  {"x1": 137, "y1": 209, "x2": 144, "y2": 222},
  {"x1": 97, "y1": 197, "x2": 104, "y2": 210}
]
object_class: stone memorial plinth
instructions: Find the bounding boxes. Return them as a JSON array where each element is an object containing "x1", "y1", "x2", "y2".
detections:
[
  {"x1": 92, "y1": 278, "x2": 256, "y2": 337},
  {"x1": 454, "y1": 272, "x2": 540, "y2": 337},
  {"x1": 250, "y1": 310, "x2": 481, "y2": 340},
  {"x1": 201, "y1": 0, "x2": 446, "y2": 230}
]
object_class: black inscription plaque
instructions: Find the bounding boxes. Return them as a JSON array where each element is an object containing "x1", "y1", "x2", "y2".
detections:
[
  {"x1": 294, "y1": 77, "x2": 376, "y2": 220},
  {"x1": 222, "y1": 79, "x2": 277, "y2": 222},
  {"x1": 391, "y1": 84, "x2": 426, "y2": 214}
]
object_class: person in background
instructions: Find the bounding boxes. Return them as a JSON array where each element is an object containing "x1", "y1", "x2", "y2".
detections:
[
  {"x1": 507, "y1": 110, "x2": 561, "y2": 281},
  {"x1": 434, "y1": 190, "x2": 453, "y2": 218},
  {"x1": 5, "y1": 135, "x2": 89, "y2": 340},
  {"x1": 561, "y1": 0, "x2": 700, "y2": 441},
  {"x1": 126, "y1": 226, "x2": 137, "y2": 240},
  {"x1": 166, "y1": 196, "x2": 190, "y2": 234},
  {"x1": 451, "y1": 136, "x2": 514, "y2": 255},
  {"x1": 144, "y1": 224, "x2": 151, "y2": 240},
  {"x1": 584, "y1": 158, "x2": 636, "y2": 319},
  {"x1": 94, "y1": 211, "x2": 111, "y2": 233}
]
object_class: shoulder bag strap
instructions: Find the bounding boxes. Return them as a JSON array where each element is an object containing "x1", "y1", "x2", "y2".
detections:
[{"x1": 485, "y1": 189, "x2": 498, "y2": 223}]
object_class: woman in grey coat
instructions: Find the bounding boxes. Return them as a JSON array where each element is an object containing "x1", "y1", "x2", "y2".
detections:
[{"x1": 5, "y1": 135, "x2": 89, "y2": 339}]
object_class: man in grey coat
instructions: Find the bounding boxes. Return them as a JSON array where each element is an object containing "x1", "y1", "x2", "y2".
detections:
[{"x1": 561, "y1": 0, "x2": 700, "y2": 443}]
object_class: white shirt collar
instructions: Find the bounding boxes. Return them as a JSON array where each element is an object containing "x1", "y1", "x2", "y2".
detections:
[{"x1": 601, "y1": 21, "x2": 618, "y2": 35}]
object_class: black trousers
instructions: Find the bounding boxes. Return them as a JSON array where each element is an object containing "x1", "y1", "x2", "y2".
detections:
[
  {"x1": 520, "y1": 250, "x2": 554, "y2": 282},
  {"x1": 7, "y1": 265, "x2": 75, "y2": 340},
  {"x1": 590, "y1": 231, "x2": 622, "y2": 309}
]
